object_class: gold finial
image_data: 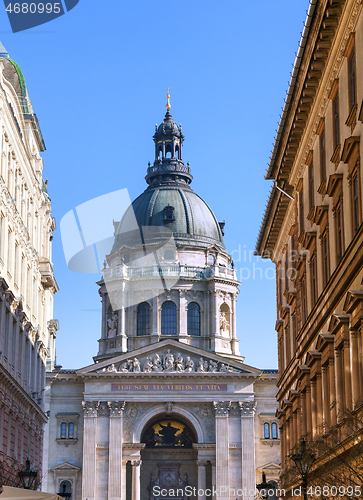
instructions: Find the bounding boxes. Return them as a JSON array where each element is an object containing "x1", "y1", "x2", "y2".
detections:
[{"x1": 166, "y1": 87, "x2": 171, "y2": 111}]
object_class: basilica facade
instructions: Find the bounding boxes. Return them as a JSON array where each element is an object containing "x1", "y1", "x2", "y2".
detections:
[{"x1": 43, "y1": 100, "x2": 280, "y2": 500}]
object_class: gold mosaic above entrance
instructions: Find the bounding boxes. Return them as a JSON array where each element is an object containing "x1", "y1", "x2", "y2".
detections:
[{"x1": 142, "y1": 419, "x2": 195, "y2": 448}]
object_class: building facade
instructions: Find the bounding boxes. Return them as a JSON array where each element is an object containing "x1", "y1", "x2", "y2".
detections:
[
  {"x1": 255, "y1": 0, "x2": 363, "y2": 490},
  {"x1": 43, "y1": 101, "x2": 280, "y2": 500},
  {"x1": 0, "y1": 44, "x2": 58, "y2": 486}
]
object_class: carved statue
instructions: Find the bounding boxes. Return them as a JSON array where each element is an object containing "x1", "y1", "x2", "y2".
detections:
[
  {"x1": 133, "y1": 358, "x2": 141, "y2": 373},
  {"x1": 153, "y1": 354, "x2": 163, "y2": 372},
  {"x1": 220, "y1": 311, "x2": 229, "y2": 333},
  {"x1": 219, "y1": 363, "x2": 228, "y2": 372},
  {"x1": 209, "y1": 360, "x2": 218, "y2": 372},
  {"x1": 119, "y1": 361, "x2": 128, "y2": 372},
  {"x1": 107, "y1": 313, "x2": 118, "y2": 338},
  {"x1": 175, "y1": 353, "x2": 185, "y2": 372},
  {"x1": 197, "y1": 358, "x2": 206, "y2": 372},
  {"x1": 107, "y1": 363, "x2": 117, "y2": 372},
  {"x1": 185, "y1": 356, "x2": 194, "y2": 373},
  {"x1": 143, "y1": 356, "x2": 153, "y2": 373},
  {"x1": 163, "y1": 350, "x2": 175, "y2": 371}
]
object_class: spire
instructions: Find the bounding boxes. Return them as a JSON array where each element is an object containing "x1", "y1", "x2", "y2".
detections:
[
  {"x1": 166, "y1": 87, "x2": 171, "y2": 111},
  {"x1": 0, "y1": 42, "x2": 9, "y2": 58},
  {"x1": 145, "y1": 98, "x2": 192, "y2": 187}
]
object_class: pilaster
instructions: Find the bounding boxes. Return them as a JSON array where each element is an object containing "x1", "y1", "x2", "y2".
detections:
[
  {"x1": 213, "y1": 401, "x2": 230, "y2": 499},
  {"x1": 81, "y1": 401, "x2": 99, "y2": 500},
  {"x1": 239, "y1": 401, "x2": 257, "y2": 500},
  {"x1": 107, "y1": 401, "x2": 125, "y2": 500}
]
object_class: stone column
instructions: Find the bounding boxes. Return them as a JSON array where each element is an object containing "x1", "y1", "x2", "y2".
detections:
[
  {"x1": 131, "y1": 460, "x2": 142, "y2": 500},
  {"x1": 213, "y1": 402, "x2": 230, "y2": 499},
  {"x1": 82, "y1": 401, "x2": 99, "y2": 500},
  {"x1": 118, "y1": 302, "x2": 127, "y2": 352},
  {"x1": 151, "y1": 295, "x2": 159, "y2": 342},
  {"x1": 322, "y1": 366, "x2": 330, "y2": 428},
  {"x1": 122, "y1": 460, "x2": 128, "y2": 500},
  {"x1": 335, "y1": 349, "x2": 344, "y2": 420},
  {"x1": 328, "y1": 358, "x2": 337, "y2": 425},
  {"x1": 310, "y1": 379, "x2": 317, "y2": 437},
  {"x1": 211, "y1": 460, "x2": 216, "y2": 499},
  {"x1": 316, "y1": 374, "x2": 323, "y2": 430},
  {"x1": 301, "y1": 391, "x2": 306, "y2": 437},
  {"x1": 240, "y1": 401, "x2": 257, "y2": 500},
  {"x1": 179, "y1": 291, "x2": 188, "y2": 343},
  {"x1": 197, "y1": 460, "x2": 207, "y2": 500},
  {"x1": 343, "y1": 340, "x2": 352, "y2": 409},
  {"x1": 350, "y1": 328, "x2": 360, "y2": 406},
  {"x1": 107, "y1": 402, "x2": 125, "y2": 500}
]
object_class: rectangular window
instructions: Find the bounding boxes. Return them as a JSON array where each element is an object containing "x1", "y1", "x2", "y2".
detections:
[
  {"x1": 299, "y1": 189, "x2": 304, "y2": 233},
  {"x1": 336, "y1": 205, "x2": 344, "y2": 263},
  {"x1": 348, "y1": 48, "x2": 357, "y2": 108},
  {"x1": 322, "y1": 233, "x2": 330, "y2": 288},
  {"x1": 309, "y1": 163, "x2": 314, "y2": 209},
  {"x1": 352, "y1": 171, "x2": 360, "y2": 234},
  {"x1": 333, "y1": 91, "x2": 340, "y2": 148},
  {"x1": 320, "y1": 129, "x2": 326, "y2": 181},
  {"x1": 311, "y1": 257, "x2": 317, "y2": 305}
]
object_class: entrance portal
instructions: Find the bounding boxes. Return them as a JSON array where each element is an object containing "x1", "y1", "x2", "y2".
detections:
[{"x1": 140, "y1": 416, "x2": 199, "y2": 500}]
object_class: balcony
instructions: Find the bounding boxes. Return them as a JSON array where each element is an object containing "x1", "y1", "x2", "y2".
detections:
[{"x1": 102, "y1": 264, "x2": 237, "y2": 282}]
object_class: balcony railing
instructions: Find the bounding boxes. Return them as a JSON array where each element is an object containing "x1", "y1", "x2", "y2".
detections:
[{"x1": 103, "y1": 264, "x2": 237, "y2": 281}]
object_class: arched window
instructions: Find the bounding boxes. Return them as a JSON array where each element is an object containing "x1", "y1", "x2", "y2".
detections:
[
  {"x1": 59, "y1": 481, "x2": 72, "y2": 497},
  {"x1": 271, "y1": 422, "x2": 278, "y2": 439},
  {"x1": 60, "y1": 422, "x2": 67, "y2": 439},
  {"x1": 68, "y1": 422, "x2": 74, "y2": 439},
  {"x1": 161, "y1": 301, "x2": 177, "y2": 335},
  {"x1": 187, "y1": 302, "x2": 200, "y2": 336},
  {"x1": 264, "y1": 422, "x2": 270, "y2": 439},
  {"x1": 137, "y1": 302, "x2": 151, "y2": 336}
]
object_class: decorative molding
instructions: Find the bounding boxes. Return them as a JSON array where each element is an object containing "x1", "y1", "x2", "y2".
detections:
[
  {"x1": 107, "y1": 401, "x2": 125, "y2": 417},
  {"x1": 213, "y1": 401, "x2": 231, "y2": 417},
  {"x1": 81, "y1": 401, "x2": 100, "y2": 417},
  {"x1": 239, "y1": 401, "x2": 257, "y2": 417}
]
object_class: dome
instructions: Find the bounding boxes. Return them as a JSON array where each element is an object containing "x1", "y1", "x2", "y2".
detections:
[
  {"x1": 113, "y1": 185, "x2": 225, "y2": 251},
  {"x1": 157, "y1": 116, "x2": 180, "y2": 134}
]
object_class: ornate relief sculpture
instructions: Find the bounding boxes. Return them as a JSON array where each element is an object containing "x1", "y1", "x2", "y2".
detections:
[
  {"x1": 163, "y1": 350, "x2": 175, "y2": 371},
  {"x1": 185, "y1": 356, "x2": 194, "y2": 372},
  {"x1": 96, "y1": 350, "x2": 239, "y2": 373}
]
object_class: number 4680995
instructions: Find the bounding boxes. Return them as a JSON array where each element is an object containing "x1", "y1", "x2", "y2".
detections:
[{"x1": 6, "y1": 3, "x2": 61, "y2": 14}]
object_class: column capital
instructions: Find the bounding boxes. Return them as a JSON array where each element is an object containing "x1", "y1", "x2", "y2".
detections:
[
  {"x1": 131, "y1": 460, "x2": 142, "y2": 467},
  {"x1": 239, "y1": 401, "x2": 257, "y2": 417},
  {"x1": 196, "y1": 460, "x2": 208, "y2": 467},
  {"x1": 82, "y1": 401, "x2": 100, "y2": 417},
  {"x1": 213, "y1": 401, "x2": 231, "y2": 416},
  {"x1": 107, "y1": 401, "x2": 125, "y2": 417}
]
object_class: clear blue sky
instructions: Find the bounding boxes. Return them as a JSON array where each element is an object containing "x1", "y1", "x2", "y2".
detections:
[{"x1": 0, "y1": 0, "x2": 308, "y2": 370}]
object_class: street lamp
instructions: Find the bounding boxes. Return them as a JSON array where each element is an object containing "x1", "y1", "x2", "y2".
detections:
[
  {"x1": 291, "y1": 438, "x2": 316, "y2": 500},
  {"x1": 17, "y1": 458, "x2": 38, "y2": 490}
]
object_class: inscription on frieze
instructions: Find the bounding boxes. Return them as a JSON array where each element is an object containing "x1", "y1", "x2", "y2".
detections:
[{"x1": 111, "y1": 383, "x2": 227, "y2": 392}]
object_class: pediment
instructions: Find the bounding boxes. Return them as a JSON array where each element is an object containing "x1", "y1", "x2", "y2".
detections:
[
  {"x1": 50, "y1": 462, "x2": 81, "y2": 472},
  {"x1": 258, "y1": 462, "x2": 281, "y2": 472},
  {"x1": 78, "y1": 340, "x2": 261, "y2": 377}
]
